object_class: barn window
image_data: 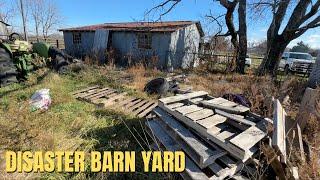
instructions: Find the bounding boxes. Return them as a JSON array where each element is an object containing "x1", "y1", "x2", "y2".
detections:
[
  {"x1": 137, "y1": 33, "x2": 152, "y2": 49},
  {"x1": 73, "y1": 33, "x2": 82, "y2": 44}
]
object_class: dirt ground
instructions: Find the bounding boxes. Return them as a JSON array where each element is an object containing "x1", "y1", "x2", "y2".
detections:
[{"x1": 0, "y1": 64, "x2": 319, "y2": 179}]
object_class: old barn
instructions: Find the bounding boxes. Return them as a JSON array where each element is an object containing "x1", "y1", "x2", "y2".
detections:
[{"x1": 59, "y1": 21, "x2": 204, "y2": 69}]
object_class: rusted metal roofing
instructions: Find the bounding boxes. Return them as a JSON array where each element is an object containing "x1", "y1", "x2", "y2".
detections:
[{"x1": 59, "y1": 21, "x2": 204, "y2": 37}]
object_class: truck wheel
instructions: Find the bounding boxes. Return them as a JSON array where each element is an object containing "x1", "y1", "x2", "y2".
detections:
[
  {"x1": 0, "y1": 47, "x2": 18, "y2": 87},
  {"x1": 284, "y1": 65, "x2": 290, "y2": 75}
]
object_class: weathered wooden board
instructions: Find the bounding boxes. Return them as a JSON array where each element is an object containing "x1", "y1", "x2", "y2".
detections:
[
  {"x1": 215, "y1": 109, "x2": 256, "y2": 126},
  {"x1": 175, "y1": 105, "x2": 203, "y2": 115},
  {"x1": 196, "y1": 115, "x2": 227, "y2": 129},
  {"x1": 186, "y1": 109, "x2": 215, "y2": 121},
  {"x1": 230, "y1": 126, "x2": 266, "y2": 151},
  {"x1": 154, "y1": 108, "x2": 227, "y2": 168},
  {"x1": 159, "y1": 91, "x2": 208, "y2": 105},
  {"x1": 145, "y1": 120, "x2": 210, "y2": 180},
  {"x1": 272, "y1": 99, "x2": 287, "y2": 163},
  {"x1": 167, "y1": 103, "x2": 185, "y2": 109},
  {"x1": 72, "y1": 85, "x2": 99, "y2": 95}
]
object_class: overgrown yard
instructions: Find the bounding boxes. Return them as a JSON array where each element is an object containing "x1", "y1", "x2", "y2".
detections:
[{"x1": 0, "y1": 65, "x2": 318, "y2": 179}]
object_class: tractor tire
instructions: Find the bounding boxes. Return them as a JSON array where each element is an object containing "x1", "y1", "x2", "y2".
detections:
[
  {"x1": 0, "y1": 47, "x2": 18, "y2": 87},
  {"x1": 308, "y1": 54, "x2": 320, "y2": 88},
  {"x1": 52, "y1": 55, "x2": 70, "y2": 74}
]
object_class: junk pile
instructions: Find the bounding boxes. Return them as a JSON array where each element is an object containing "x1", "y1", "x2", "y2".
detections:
[{"x1": 145, "y1": 91, "x2": 301, "y2": 179}]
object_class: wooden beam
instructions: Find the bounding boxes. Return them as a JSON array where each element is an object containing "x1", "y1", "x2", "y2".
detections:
[
  {"x1": 215, "y1": 109, "x2": 256, "y2": 126},
  {"x1": 272, "y1": 99, "x2": 287, "y2": 163},
  {"x1": 159, "y1": 91, "x2": 208, "y2": 105}
]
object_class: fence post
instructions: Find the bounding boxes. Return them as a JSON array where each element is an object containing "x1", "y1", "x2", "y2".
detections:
[{"x1": 56, "y1": 39, "x2": 59, "y2": 49}]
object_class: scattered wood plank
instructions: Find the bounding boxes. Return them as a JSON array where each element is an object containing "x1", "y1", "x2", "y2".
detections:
[
  {"x1": 175, "y1": 105, "x2": 203, "y2": 115},
  {"x1": 272, "y1": 99, "x2": 287, "y2": 163},
  {"x1": 154, "y1": 108, "x2": 226, "y2": 168},
  {"x1": 215, "y1": 109, "x2": 256, "y2": 126},
  {"x1": 200, "y1": 101, "x2": 249, "y2": 114},
  {"x1": 145, "y1": 120, "x2": 210, "y2": 180},
  {"x1": 261, "y1": 144, "x2": 286, "y2": 180},
  {"x1": 158, "y1": 102, "x2": 258, "y2": 162},
  {"x1": 186, "y1": 109, "x2": 215, "y2": 121},
  {"x1": 159, "y1": 91, "x2": 208, "y2": 105},
  {"x1": 229, "y1": 126, "x2": 266, "y2": 151},
  {"x1": 72, "y1": 85, "x2": 99, "y2": 95}
]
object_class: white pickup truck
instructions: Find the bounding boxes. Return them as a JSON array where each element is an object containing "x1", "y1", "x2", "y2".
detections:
[{"x1": 279, "y1": 52, "x2": 315, "y2": 74}]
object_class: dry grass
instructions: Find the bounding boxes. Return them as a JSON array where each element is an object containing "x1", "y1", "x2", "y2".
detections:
[
  {"x1": 125, "y1": 64, "x2": 164, "y2": 92},
  {"x1": 0, "y1": 63, "x2": 318, "y2": 179}
]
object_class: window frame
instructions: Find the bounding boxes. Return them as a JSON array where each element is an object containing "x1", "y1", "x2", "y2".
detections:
[
  {"x1": 137, "y1": 33, "x2": 152, "y2": 49},
  {"x1": 72, "y1": 32, "x2": 82, "y2": 45}
]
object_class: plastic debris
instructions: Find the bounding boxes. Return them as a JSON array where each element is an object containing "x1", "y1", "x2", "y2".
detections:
[{"x1": 29, "y1": 89, "x2": 51, "y2": 111}]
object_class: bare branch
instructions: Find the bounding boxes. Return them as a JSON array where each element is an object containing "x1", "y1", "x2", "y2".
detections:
[{"x1": 145, "y1": 0, "x2": 181, "y2": 21}]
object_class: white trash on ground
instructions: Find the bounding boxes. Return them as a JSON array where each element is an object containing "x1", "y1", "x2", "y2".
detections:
[{"x1": 29, "y1": 89, "x2": 52, "y2": 111}]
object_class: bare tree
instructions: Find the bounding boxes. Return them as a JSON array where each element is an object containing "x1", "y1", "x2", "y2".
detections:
[
  {"x1": 29, "y1": 0, "x2": 44, "y2": 41},
  {"x1": 253, "y1": 0, "x2": 320, "y2": 75},
  {"x1": 0, "y1": 1, "x2": 15, "y2": 24},
  {"x1": 40, "y1": 0, "x2": 60, "y2": 40}
]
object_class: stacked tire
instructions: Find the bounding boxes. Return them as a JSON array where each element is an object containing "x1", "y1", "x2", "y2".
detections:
[{"x1": 0, "y1": 47, "x2": 18, "y2": 87}]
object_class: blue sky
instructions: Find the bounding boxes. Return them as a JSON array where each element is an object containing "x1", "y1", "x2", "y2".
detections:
[{"x1": 3, "y1": 0, "x2": 320, "y2": 48}]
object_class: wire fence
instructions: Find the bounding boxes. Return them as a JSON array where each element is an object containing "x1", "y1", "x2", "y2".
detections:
[{"x1": 29, "y1": 37, "x2": 65, "y2": 49}]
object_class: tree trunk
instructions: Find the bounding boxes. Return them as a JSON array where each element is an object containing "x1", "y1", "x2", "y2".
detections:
[
  {"x1": 237, "y1": 0, "x2": 247, "y2": 74},
  {"x1": 258, "y1": 38, "x2": 288, "y2": 76},
  {"x1": 223, "y1": 2, "x2": 238, "y2": 72}
]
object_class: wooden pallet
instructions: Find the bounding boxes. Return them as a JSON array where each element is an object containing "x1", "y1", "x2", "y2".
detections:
[
  {"x1": 72, "y1": 86, "x2": 157, "y2": 118},
  {"x1": 158, "y1": 91, "x2": 267, "y2": 162},
  {"x1": 145, "y1": 119, "x2": 251, "y2": 180}
]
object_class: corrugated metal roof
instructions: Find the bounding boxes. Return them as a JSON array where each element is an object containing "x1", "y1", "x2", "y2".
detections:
[{"x1": 59, "y1": 21, "x2": 204, "y2": 36}]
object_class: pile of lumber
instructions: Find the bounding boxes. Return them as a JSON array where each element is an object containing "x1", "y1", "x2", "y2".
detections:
[{"x1": 145, "y1": 91, "x2": 299, "y2": 179}]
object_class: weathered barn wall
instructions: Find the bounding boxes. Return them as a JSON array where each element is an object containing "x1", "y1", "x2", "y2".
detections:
[
  {"x1": 63, "y1": 31, "x2": 95, "y2": 57},
  {"x1": 111, "y1": 31, "x2": 171, "y2": 69},
  {"x1": 62, "y1": 23, "x2": 202, "y2": 69},
  {"x1": 92, "y1": 29, "x2": 109, "y2": 63},
  {"x1": 169, "y1": 23, "x2": 201, "y2": 69}
]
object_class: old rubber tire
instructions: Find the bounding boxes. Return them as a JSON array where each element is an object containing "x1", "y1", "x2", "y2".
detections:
[
  {"x1": 0, "y1": 47, "x2": 18, "y2": 87},
  {"x1": 144, "y1": 78, "x2": 169, "y2": 95}
]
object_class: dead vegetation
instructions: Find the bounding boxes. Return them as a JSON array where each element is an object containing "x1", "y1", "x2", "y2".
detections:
[{"x1": 0, "y1": 62, "x2": 318, "y2": 179}]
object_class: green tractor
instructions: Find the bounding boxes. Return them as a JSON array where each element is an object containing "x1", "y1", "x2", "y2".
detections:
[{"x1": 0, "y1": 31, "x2": 82, "y2": 87}]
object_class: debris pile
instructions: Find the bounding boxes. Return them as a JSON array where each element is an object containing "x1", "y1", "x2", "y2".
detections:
[{"x1": 145, "y1": 91, "x2": 300, "y2": 179}]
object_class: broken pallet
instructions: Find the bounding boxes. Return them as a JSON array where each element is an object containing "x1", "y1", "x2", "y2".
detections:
[
  {"x1": 145, "y1": 119, "x2": 249, "y2": 180},
  {"x1": 72, "y1": 86, "x2": 157, "y2": 118},
  {"x1": 158, "y1": 91, "x2": 267, "y2": 162}
]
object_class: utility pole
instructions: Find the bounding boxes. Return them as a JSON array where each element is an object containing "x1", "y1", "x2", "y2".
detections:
[{"x1": 19, "y1": 0, "x2": 28, "y2": 41}]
